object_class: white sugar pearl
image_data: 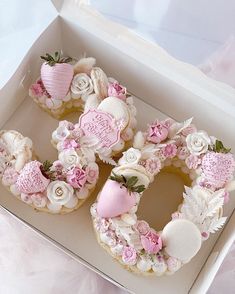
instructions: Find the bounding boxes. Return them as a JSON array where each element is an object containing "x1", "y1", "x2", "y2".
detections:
[
  {"x1": 172, "y1": 160, "x2": 181, "y2": 167},
  {"x1": 64, "y1": 196, "x2": 78, "y2": 209},
  {"x1": 189, "y1": 171, "x2": 197, "y2": 180},
  {"x1": 76, "y1": 187, "x2": 89, "y2": 199},
  {"x1": 10, "y1": 184, "x2": 20, "y2": 196},
  {"x1": 121, "y1": 213, "x2": 137, "y2": 225},
  {"x1": 164, "y1": 158, "x2": 171, "y2": 166},
  {"x1": 137, "y1": 257, "x2": 152, "y2": 272},
  {"x1": 162, "y1": 219, "x2": 201, "y2": 262},
  {"x1": 181, "y1": 166, "x2": 189, "y2": 174}
]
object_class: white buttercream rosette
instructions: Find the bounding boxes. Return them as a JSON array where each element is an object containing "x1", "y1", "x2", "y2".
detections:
[{"x1": 91, "y1": 118, "x2": 235, "y2": 275}]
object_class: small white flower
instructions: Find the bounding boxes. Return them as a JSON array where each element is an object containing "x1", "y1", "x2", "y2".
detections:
[
  {"x1": 71, "y1": 73, "x2": 93, "y2": 101},
  {"x1": 47, "y1": 180, "x2": 74, "y2": 206},
  {"x1": 58, "y1": 149, "x2": 80, "y2": 169},
  {"x1": 119, "y1": 147, "x2": 141, "y2": 165},
  {"x1": 186, "y1": 131, "x2": 210, "y2": 155},
  {"x1": 52, "y1": 126, "x2": 70, "y2": 143}
]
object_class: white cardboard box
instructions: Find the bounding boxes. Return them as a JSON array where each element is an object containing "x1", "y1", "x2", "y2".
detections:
[{"x1": 0, "y1": 1, "x2": 235, "y2": 293}]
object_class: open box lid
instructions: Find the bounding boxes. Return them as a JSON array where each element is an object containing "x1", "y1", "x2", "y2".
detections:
[
  {"x1": 1, "y1": 0, "x2": 235, "y2": 117},
  {"x1": 59, "y1": 0, "x2": 235, "y2": 116}
]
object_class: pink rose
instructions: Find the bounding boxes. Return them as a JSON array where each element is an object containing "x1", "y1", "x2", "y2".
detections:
[
  {"x1": 122, "y1": 246, "x2": 137, "y2": 265},
  {"x1": 145, "y1": 157, "x2": 161, "y2": 175},
  {"x1": 62, "y1": 139, "x2": 80, "y2": 150},
  {"x1": 162, "y1": 144, "x2": 177, "y2": 158},
  {"x1": 182, "y1": 124, "x2": 197, "y2": 136},
  {"x1": 141, "y1": 230, "x2": 162, "y2": 254},
  {"x1": 2, "y1": 167, "x2": 19, "y2": 186},
  {"x1": 86, "y1": 162, "x2": 99, "y2": 183},
  {"x1": 30, "y1": 82, "x2": 44, "y2": 97},
  {"x1": 177, "y1": 146, "x2": 190, "y2": 160},
  {"x1": 135, "y1": 220, "x2": 150, "y2": 235},
  {"x1": 66, "y1": 167, "x2": 87, "y2": 189},
  {"x1": 108, "y1": 81, "x2": 126, "y2": 101},
  {"x1": 147, "y1": 121, "x2": 168, "y2": 144},
  {"x1": 185, "y1": 154, "x2": 201, "y2": 169}
]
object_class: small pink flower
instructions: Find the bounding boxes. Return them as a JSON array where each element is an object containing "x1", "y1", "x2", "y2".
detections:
[
  {"x1": 122, "y1": 246, "x2": 137, "y2": 265},
  {"x1": 86, "y1": 162, "x2": 99, "y2": 183},
  {"x1": 21, "y1": 193, "x2": 33, "y2": 204},
  {"x1": 31, "y1": 193, "x2": 47, "y2": 208},
  {"x1": 59, "y1": 120, "x2": 75, "y2": 131},
  {"x1": 147, "y1": 121, "x2": 169, "y2": 144},
  {"x1": 66, "y1": 167, "x2": 87, "y2": 189},
  {"x1": 182, "y1": 124, "x2": 197, "y2": 136},
  {"x1": 2, "y1": 167, "x2": 19, "y2": 186},
  {"x1": 145, "y1": 157, "x2": 161, "y2": 175},
  {"x1": 30, "y1": 83, "x2": 44, "y2": 97},
  {"x1": 52, "y1": 160, "x2": 63, "y2": 171},
  {"x1": 108, "y1": 81, "x2": 126, "y2": 101},
  {"x1": 167, "y1": 257, "x2": 181, "y2": 272},
  {"x1": 171, "y1": 212, "x2": 183, "y2": 220},
  {"x1": 223, "y1": 191, "x2": 230, "y2": 204},
  {"x1": 96, "y1": 218, "x2": 110, "y2": 233},
  {"x1": 71, "y1": 125, "x2": 84, "y2": 138},
  {"x1": 62, "y1": 139, "x2": 80, "y2": 150},
  {"x1": 185, "y1": 154, "x2": 201, "y2": 169},
  {"x1": 135, "y1": 220, "x2": 150, "y2": 235},
  {"x1": 141, "y1": 230, "x2": 162, "y2": 254},
  {"x1": 177, "y1": 146, "x2": 190, "y2": 160},
  {"x1": 162, "y1": 144, "x2": 177, "y2": 158}
]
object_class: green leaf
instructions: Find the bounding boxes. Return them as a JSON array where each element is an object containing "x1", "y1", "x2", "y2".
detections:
[
  {"x1": 131, "y1": 185, "x2": 145, "y2": 193},
  {"x1": 42, "y1": 160, "x2": 53, "y2": 172},
  {"x1": 126, "y1": 176, "x2": 138, "y2": 188},
  {"x1": 214, "y1": 140, "x2": 231, "y2": 154}
]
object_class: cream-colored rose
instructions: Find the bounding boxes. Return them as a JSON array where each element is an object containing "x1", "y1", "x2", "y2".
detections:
[
  {"x1": 58, "y1": 149, "x2": 80, "y2": 169},
  {"x1": 47, "y1": 180, "x2": 74, "y2": 205},
  {"x1": 186, "y1": 131, "x2": 210, "y2": 155},
  {"x1": 71, "y1": 73, "x2": 93, "y2": 101},
  {"x1": 118, "y1": 147, "x2": 141, "y2": 165}
]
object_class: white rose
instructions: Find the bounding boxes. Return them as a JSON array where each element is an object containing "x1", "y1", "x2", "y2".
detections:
[
  {"x1": 47, "y1": 180, "x2": 74, "y2": 205},
  {"x1": 58, "y1": 149, "x2": 80, "y2": 169},
  {"x1": 186, "y1": 131, "x2": 210, "y2": 155},
  {"x1": 71, "y1": 73, "x2": 93, "y2": 101},
  {"x1": 118, "y1": 148, "x2": 141, "y2": 165}
]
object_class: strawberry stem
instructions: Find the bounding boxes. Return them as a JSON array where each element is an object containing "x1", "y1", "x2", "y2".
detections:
[
  {"x1": 40, "y1": 51, "x2": 72, "y2": 66},
  {"x1": 110, "y1": 172, "x2": 145, "y2": 194}
]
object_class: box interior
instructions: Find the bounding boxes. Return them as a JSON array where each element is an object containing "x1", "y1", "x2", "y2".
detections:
[{"x1": 0, "y1": 14, "x2": 235, "y2": 294}]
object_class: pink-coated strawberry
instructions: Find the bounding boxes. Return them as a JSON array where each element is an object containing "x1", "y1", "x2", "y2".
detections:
[
  {"x1": 97, "y1": 173, "x2": 145, "y2": 218},
  {"x1": 202, "y1": 150, "x2": 235, "y2": 189},
  {"x1": 16, "y1": 161, "x2": 50, "y2": 194},
  {"x1": 40, "y1": 52, "x2": 73, "y2": 100}
]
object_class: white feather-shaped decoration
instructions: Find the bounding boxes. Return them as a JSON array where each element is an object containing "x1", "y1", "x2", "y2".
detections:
[
  {"x1": 133, "y1": 131, "x2": 145, "y2": 149},
  {"x1": 141, "y1": 144, "x2": 159, "y2": 160},
  {"x1": 208, "y1": 217, "x2": 227, "y2": 233},
  {"x1": 204, "y1": 189, "x2": 225, "y2": 218},
  {"x1": 98, "y1": 154, "x2": 117, "y2": 166},
  {"x1": 74, "y1": 57, "x2": 96, "y2": 75},
  {"x1": 181, "y1": 186, "x2": 226, "y2": 233},
  {"x1": 168, "y1": 117, "x2": 193, "y2": 139},
  {"x1": 84, "y1": 94, "x2": 100, "y2": 112}
]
